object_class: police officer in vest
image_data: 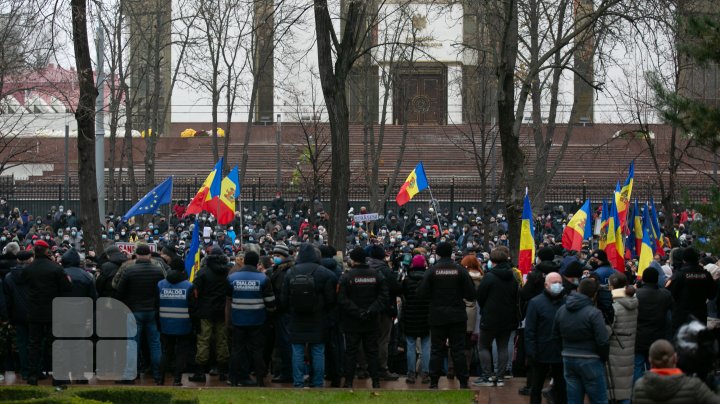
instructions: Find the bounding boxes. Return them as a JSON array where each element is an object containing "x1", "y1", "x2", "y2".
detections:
[
  {"x1": 157, "y1": 258, "x2": 196, "y2": 386},
  {"x1": 226, "y1": 251, "x2": 276, "y2": 387},
  {"x1": 338, "y1": 247, "x2": 389, "y2": 389},
  {"x1": 416, "y1": 242, "x2": 476, "y2": 389}
]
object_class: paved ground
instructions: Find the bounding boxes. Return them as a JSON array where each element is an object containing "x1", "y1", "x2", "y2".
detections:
[{"x1": 2, "y1": 372, "x2": 533, "y2": 403}]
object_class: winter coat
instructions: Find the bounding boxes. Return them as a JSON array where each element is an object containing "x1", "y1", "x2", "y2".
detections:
[
  {"x1": 116, "y1": 258, "x2": 165, "y2": 313},
  {"x1": 61, "y1": 249, "x2": 97, "y2": 300},
  {"x1": 465, "y1": 270, "x2": 482, "y2": 333},
  {"x1": 281, "y1": 244, "x2": 337, "y2": 344},
  {"x1": 607, "y1": 288, "x2": 638, "y2": 401},
  {"x1": 632, "y1": 370, "x2": 720, "y2": 404},
  {"x1": 416, "y1": 258, "x2": 476, "y2": 327},
  {"x1": 367, "y1": 257, "x2": 401, "y2": 316},
  {"x1": 0, "y1": 252, "x2": 17, "y2": 279},
  {"x1": 193, "y1": 254, "x2": 230, "y2": 321},
  {"x1": 96, "y1": 247, "x2": 127, "y2": 299},
  {"x1": 476, "y1": 262, "x2": 520, "y2": 332},
  {"x1": 266, "y1": 258, "x2": 295, "y2": 315},
  {"x1": 3, "y1": 264, "x2": 29, "y2": 324},
  {"x1": 401, "y1": 267, "x2": 430, "y2": 337},
  {"x1": 525, "y1": 290, "x2": 565, "y2": 363},
  {"x1": 668, "y1": 263, "x2": 718, "y2": 329},
  {"x1": 552, "y1": 292, "x2": 610, "y2": 360},
  {"x1": 635, "y1": 283, "x2": 673, "y2": 355},
  {"x1": 520, "y1": 261, "x2": 558, "y2": 317},
  {"x1": 338, "y1": 263, "x2": 388, "y2": 333},
  {"x1": 21, "y1": 256, "x2": 72, "y2": 322}
]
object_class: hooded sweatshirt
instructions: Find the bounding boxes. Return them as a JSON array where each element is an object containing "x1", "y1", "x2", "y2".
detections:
[
  {"x1": 476, "y1": 262, "x2": 520, "y2": 332},
  {"x1": 61, "y1": 249, "x2": 96, "y2": 299}
]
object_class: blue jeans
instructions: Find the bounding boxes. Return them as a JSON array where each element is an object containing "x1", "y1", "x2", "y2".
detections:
[
  {"x1": 292, "y1": 343, "x2": 325, "y2": 387},
  {"x1": 123, "y1": 311, "x2": 162, "y2": 380},
  {"x1": 633, "y1": 352, "x2": 648, "y2": 383},
  {"x1": 405, "y1": 335, "x2": 430, "y2": 375},
  {"x1": 563, "y1": 357, "x2": 607, "y2": 404}
]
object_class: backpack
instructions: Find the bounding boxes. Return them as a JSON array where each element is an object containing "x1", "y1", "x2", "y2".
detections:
[{"x1": 288, "y1": 267, "x2": 318, "y2": 314}]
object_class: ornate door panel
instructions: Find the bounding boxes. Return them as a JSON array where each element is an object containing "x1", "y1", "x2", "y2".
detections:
[{"x1": 393, "y1": 65, "x2": 447, "y2": 125}]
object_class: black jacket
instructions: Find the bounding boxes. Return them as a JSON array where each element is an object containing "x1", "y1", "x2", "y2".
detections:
[
  {"x1": 635, "y1": 283, "x2": 673, "y2": 355},
  {"x1": 281, "y1": 244, "x2": 337, "y2": 343},
  {"x1": 416, "y1": 257, "x2": 476, "y2": 327},
  {"x1": 266, "y1": 258, "x2": 295, "y2": 315},
  {"x1": 61, "y1": 249, "x2": 97, "y2": 300},
  {"x1": 21, "y1": 255, "x2": 72, "y2": 322},
  {"x1": 476, "y1": 262, "x2": 520, "y2": 331},
  {"x1": 193, "y1": 254, "x2": 230, "y2": 321},
  {"x1": 552, "y1": 292, "x2": 609, "y2": 360},
  {"x1": 96, "y1": 246, "x2": 127, "y2": 299},
  {"x1": 668, "y1": 263, "x2": 717, "y2": 329},
  {"x1": 3, "y1": 264, "x2": 29, "y2": 324},
  {"x1": 0, "y1": 252, "x2": 17, "y2": 279},
  {"x1": 116, "y1": 258, "x2": 165, "y2": 312},
  {"x1": 338, "y1": 262, "x2": 388, "y2": 333},
  {"x1": 401, "y1": 268, "x2": 430, "y2": 337},
  {"x1": 520, "y1": 261, "x2": 558, "y2": 317},
  {"x1": 525, "y1": 290, "x2": 565, "y2": 363},
  {"x1": 367, "y1": 257, "x2": 401, "y2": 316}
]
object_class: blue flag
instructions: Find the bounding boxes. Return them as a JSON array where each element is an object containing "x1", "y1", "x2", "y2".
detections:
[
  {"x1": 208, "y1": 157, "x2": 224, "y2": 199},
  {"x1": 122, "y1": 176, "x2": 173, "y2": 221},
  {"x1": 185, "y1": 220, "x2": 201, "y2": 282}
]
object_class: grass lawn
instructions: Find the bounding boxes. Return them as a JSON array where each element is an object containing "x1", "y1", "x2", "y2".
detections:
[
  {"x1": 192, "y1": 388, "x2": 475, "y2": 403},
  {"x1": 2, "y1": 386, "x2": 476, "y2": 404}
]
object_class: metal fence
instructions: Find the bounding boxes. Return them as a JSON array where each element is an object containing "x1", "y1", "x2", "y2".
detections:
[{"x1": 0, "y1": 175, "x2": 713, "y2": 217}]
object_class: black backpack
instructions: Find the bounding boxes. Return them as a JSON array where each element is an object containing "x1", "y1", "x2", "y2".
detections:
[{"x1": 289, "y1": 267, "x2": 318, "y2": 314}]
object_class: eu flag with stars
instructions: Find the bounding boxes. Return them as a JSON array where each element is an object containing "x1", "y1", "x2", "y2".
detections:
[{"x1": 122, "y1": 176, "x2": 173, "y2": 221}]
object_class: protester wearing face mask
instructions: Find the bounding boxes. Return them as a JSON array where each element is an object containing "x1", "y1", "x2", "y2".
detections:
[
  {"x1": 524, "y1": 272, "x2": 567, "y2": 404},
  {"x1": 264, "y1": 241, "x2": 295, "y2": 383}
]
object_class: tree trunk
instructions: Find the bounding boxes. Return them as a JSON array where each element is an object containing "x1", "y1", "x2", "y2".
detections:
[
  {"x1": 314, "y1": 0, "x2": 360, "y2": 250},
  {"x1": 496, "y1": 0, "x2": 524, "y2": 261},
  {"x1": 70, "y1": 0, "x2": 102, "y2": 253}
]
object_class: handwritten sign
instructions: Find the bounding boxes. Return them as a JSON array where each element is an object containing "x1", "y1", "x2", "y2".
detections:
[
  {"x1": 116, "y1": 242, "x2": 157, "y2": 255},
  {"x1": 353, "y1": 213, "x2": 379, "y2": 222}
]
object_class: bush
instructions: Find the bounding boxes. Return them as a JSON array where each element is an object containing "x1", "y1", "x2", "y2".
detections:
[
  {"x1": 0, "y1": 386, "x2": 50, "y2": 401},
  {"x1": 73, "y1": 388, "x2": 198, "y2": 404}
]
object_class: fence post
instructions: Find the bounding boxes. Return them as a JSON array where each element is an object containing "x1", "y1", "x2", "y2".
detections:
[
  {"x1": 450, "y1": 177, "x2": 455, "y2": 215},
  {"x1": 58, "y1": 184, "x2": 63, "y2": 205},
  {"x1": 122, "y1": 184, "x2": 127, "y2": 213},
  {"x1": 383, "y1": 180, "x2": 388, "y2": 215},
  {"x1": 252, "y1": 183, "x2": 257, "y2": 213},
  {"x1": 582, "y1": 178, "x2": 587, "y2": 201}
]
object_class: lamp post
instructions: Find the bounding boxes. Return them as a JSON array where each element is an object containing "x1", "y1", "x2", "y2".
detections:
[{"x1": 276, "y1": 113, "x2": 281, "y2": 193}]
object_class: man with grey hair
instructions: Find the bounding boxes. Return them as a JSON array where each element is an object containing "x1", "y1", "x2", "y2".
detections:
[{"x1": 525, "y1": 272, "x2": 567, "y2": 404}]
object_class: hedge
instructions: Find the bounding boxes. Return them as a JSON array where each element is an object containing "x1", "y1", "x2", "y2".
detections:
[{"x1": 0, "y1": 387, "x2": 198, "y2": 404}]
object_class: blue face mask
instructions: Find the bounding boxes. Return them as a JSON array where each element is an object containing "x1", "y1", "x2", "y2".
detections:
[
  {"x1": 273, "y1": 257, "x2": 283, "y2": 265},
  {"x1": 550, "y1": 283, "x2": 564, "y2": 296},
  {"x1": 486, "y1": 261, "x2": 493, "y2": 270}
]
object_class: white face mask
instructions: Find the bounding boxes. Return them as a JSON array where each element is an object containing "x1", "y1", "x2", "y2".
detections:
[{"x1": 429, "y1": 257, "x2": 436, "y2": 265}]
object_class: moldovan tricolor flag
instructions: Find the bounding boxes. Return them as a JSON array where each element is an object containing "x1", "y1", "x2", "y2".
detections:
[
  {"x1": 396, "y1": 162, "x2": 429, "y2": 206},
  {"x1": 649, "y1": 198, "x2": 665, "y2": 256},
  {"x1": 518, "y1": 192, "x2": 535, "y2": 275},
  {"x1": 615, "y1": 161, "x2": 634, "y2": 230},
  {"x1": 637, "y1": 219, "x2": 654, "y2": 279},
  {"x1": 604, "y1": 199, "x2": 625, "y2": 271},
  {"x1": 217, "y1": 165, "x2": 240, "y2": 225},
  {"x1": 562, "y1": 199, "x2": 591, "y2": 251},
  {"x1": 185, "y1": 158, "x2": 224, "y2": 216},
  {"x1": 599, "y1": 200, "x2": 610, "y2": 250}
]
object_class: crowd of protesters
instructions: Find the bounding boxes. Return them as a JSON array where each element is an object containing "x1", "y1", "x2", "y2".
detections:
[{"x1": 0, "y1": 192, "x2": 719, "y2": 403}]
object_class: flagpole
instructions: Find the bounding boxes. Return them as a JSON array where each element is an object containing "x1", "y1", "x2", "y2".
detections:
[
  {"x1": 426, "y1": 185, "x2": 443, "y2": 234},
  {"x1": 239, "y1": 196, "x2": 243, "y2": 251}
]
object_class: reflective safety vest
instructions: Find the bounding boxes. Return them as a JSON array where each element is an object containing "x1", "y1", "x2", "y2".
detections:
[
  {"x1": 157, "y1": 279, "x2": 193, "y2": 335},
  {"x1": 228, "y1": 270, "x2": 270, "y2": 327}
]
